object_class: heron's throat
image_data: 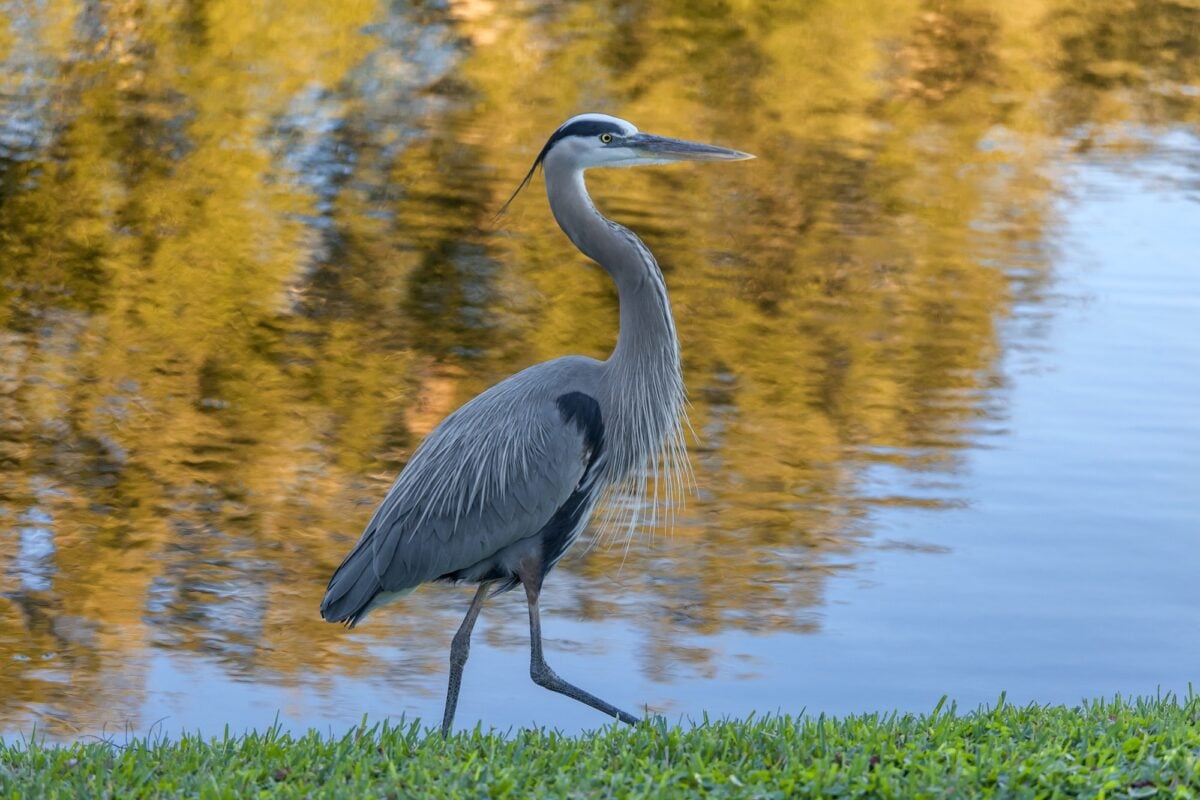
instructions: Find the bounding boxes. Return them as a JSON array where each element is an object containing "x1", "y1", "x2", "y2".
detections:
[
  {"x1": 545, "y1": 165, "x2": 681, "y2": 367},
  {"x1": 545, "y1": 168, "x2": 624, "y2": 265}
]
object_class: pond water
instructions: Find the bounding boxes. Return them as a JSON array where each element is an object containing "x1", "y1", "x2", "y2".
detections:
[{"x1": 1, "y1": 0, "x2": 1197, "y2": 740}]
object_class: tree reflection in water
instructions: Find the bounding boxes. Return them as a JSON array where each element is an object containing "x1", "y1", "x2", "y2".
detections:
[{"x1": 0, "y1": 0, "x2": 1196, "y2": 737}]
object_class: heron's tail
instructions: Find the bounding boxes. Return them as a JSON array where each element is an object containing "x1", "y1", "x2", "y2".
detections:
[{"x1": 320, "y1": 527, "x2": 384, "y2": 628}]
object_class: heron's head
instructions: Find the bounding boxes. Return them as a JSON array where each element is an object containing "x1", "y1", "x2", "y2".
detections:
[{"x1": 499, "y1": 113, "x2": 753, "y2": 214}]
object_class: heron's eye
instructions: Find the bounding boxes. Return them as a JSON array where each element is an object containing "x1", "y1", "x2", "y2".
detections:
[{"x1": 599, "y1": 133, "x2": 613, "y2": 143}]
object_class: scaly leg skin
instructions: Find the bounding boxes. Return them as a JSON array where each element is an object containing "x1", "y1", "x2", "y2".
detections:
[
  {"x1": 523, "y1": 579, "x2": 640, "y2": 726},
  {"x1": 441, "y1": 581, "x2": 492, "y2": 736}
]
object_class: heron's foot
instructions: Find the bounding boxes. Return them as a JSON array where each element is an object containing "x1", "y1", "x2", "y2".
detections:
[{"x1": 530, "y1": 660, "x2": 640, "y2": 726}]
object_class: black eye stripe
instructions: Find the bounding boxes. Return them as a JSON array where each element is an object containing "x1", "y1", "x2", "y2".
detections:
[
  {"x1": 526, "y1": 120, "x2": 626, "y2": 173},
  {"x1": 550, "y1": 120, "x2": 625, "y2": 145}
]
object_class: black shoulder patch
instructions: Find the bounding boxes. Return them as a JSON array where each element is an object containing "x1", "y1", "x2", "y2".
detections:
[{"x1": 555, "y1": 392, "x2": 604, "y2": 473}]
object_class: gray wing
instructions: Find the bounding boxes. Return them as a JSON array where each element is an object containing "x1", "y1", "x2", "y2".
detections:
[{"x1": 321, "y1": 361, "x2": 598, "y2": 625}]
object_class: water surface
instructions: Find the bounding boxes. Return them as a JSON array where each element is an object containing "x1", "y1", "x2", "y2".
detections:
[{"x1": 0, "y1": 0, "x2": 1197, "y2": 739}]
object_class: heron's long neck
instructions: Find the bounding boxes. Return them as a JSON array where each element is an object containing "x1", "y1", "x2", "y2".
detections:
[
  {"x1": 546, "y1": 166, "x2": 679, "y2": 360},
  {"x1": 544, "y1": 165, "x2": 685, "y2": 481}
]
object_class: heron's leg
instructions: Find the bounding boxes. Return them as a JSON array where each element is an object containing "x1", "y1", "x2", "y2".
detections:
[
  {"x1": 441, "y1": 581, "x2": 492, "y2": 737},
  {"x1": 522, "y1": 578, "x2": 640, "y2": 726}
]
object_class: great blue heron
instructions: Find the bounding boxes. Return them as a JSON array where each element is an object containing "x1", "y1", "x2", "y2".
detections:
[{"x1": 320, "y1": 113, "x2": 752, "y2": 735}]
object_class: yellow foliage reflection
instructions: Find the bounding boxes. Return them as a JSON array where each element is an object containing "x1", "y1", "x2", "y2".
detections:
[{"x1": 0, "y1": 0, "x2": 1195, "y2": 735}]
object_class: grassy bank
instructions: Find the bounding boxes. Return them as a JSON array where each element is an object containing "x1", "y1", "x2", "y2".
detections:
[{"x1": 3, "y1": 694, "x2": 1198, "y2": 798}]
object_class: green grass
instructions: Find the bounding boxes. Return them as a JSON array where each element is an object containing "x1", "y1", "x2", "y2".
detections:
[{"x1": 3, "y1": 694, "x2": 1198, "y2": 798}]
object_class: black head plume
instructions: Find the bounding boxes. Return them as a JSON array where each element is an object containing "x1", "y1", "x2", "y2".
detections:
[{"x1": 495, "y1": 149, "x2": 545, "y2": 218}]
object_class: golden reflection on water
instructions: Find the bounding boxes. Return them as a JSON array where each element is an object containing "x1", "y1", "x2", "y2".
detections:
[{"x1": 0, "y1": 0, "x2": 1196, "y2": 735}]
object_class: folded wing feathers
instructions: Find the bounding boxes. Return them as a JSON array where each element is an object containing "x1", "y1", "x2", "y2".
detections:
[{"x1": 358, "y1": 384, "x2": 581, "y2": 591}]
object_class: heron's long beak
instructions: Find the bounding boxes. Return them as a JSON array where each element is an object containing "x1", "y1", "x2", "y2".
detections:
[{"x1": 624, "y1": 133, "x2": 755, "y2": 162}]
